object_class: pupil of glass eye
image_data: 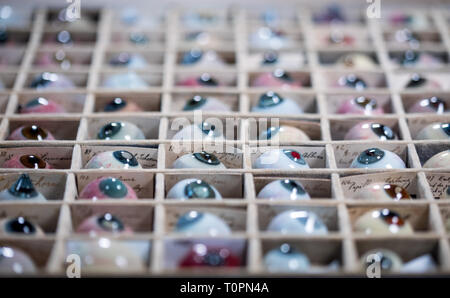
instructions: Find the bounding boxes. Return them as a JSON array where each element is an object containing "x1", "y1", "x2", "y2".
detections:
[
  {"x1": 263, "y1": 51, "x2": 278, "y2": 64},
  {"x1": 21, "y1": 125, "x2": 48, "y2": 140},
  {"x1": 182, "y1": 49, "x2": 203, "y2": 64},
  {"x1": 259, "y1": 92, "x2": 283, "y2": 108},
  {"x1": 129, "y1": 33, "x2": 148, "y2": 44},
  {"x1": 283, "y1": 149, "x2": 306, "y2": 165},
  {"x1": 441, "y1": 123, "x2": 450, "y2": 136},
  {"x1": 113, "y1": 150, "x2": 138, "y2": 166},
  {"x1": 184, "y1": 180, "x2": 215, "y2": 199},
  {"x1": 104, "y1": 98, "x2": 127, "y2": 112},
  {"x1": 384, "y1": 184, "x2": 410, "y2": 200},
  {"x1": 193, "y1": 151, "x2": 220, "y2": 165},
  {"x1": 97, "y1": 213, "x2": 124, "y2": 232},
  {"x1": 8, "y1": 174, "x2": 39, "y2": 198},
  {"x1": 273, "y1": 69, "x2": 292, "y2": 82},
  {"x1": 26, "y1": 97, "x2": 49, "y2": 108},
  {"x1": 370, "y1": 123, "x2": 395, "y2": 140},
  {"x1": 183, "y1": 95, "x2": 206, "y2": 110},
  {"x1": 380, "y1": 209, "x2": 404, "y2": 226},
  {"x1": 355, "y1": 96, "x2": 376, "y2": 109},
  {"x1": 406, "y1": 73, "x2": 425, "y2": 87},
  {"x1": 281, "y1": 179, "x2": 306, "y2": 195},
  {"x1": 98, "y1": 122, "x2": 122, "y2": 139},
  {"x1": 198, "y1": 73, "x2": 218, "y2": 86},
  {"x1": 358, "y1": 148, "x2": 385, "y2": 164},
  {"x1": 176, "y1": 211, "x2": 203, "y2": 229},
  {"x1": 5, "y1": 217, "x2": 36, "y2": 234},
  {"x1": 20, "y1": 154, "x2": 46, "y2": 169},
  {"x1": 99, "y1": 178, "x2": 128, "y2": 198},
  {"x1": 204, "y1": 252, "x2": 225, "y2": 266}
]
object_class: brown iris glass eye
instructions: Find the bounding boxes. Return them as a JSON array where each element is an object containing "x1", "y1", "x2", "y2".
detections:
[
  {"x1": 21, "y1": 125, "x2": 48, "y2": 140},
  {"x1": 19, "y1": 155, "x2": 47, "y2": 169}
]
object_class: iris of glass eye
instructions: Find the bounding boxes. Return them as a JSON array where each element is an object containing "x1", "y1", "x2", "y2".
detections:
[
  {"x1": 369, "y1": 252, "x2": 393, "y2": 271},
  {"x1": 182, "y1": 49, "x2": 203, "y2": 64},
  {"x1": 8, "y1": 174, "x2": 38, "y2": 198},
  {"x1": 5, "y1": 217, "x2": 36, "y2": 234},
  {"x1": 176, "y1": 211, "x2": 203, "y2": 229},
  {"x1": 258, "y1": 91, "x2": 283, "y2": 108},
  {"x1": 129, "y1": 32, "x2": 148, "y2": 45},
  {"x1": 204, "y1": 252, "x2": 225, "y2": 266},
  {"x1": 104, "y1": 98, "x2": 127, "y2": 112},
  {"x1": 98, "y1": 122, "x2": 123, "y2": 139},
  {"x1": 370, "y1": 123, "x2": 395, "y2": 140},
  {"x1": 19, "y1": 154, "x2": 46, "y2": 169},
  {"x1": 419, "y1": 97, "x2": 446, "y2": 112},
  {"x1": 406, "y1": 73, "x2": 426, "y2": 88},
  {"x1": 379, "y1": 209, "x2": 404, "y2": 226},
  {"x1": 340, "y1": 74, "x2": 367, "y2": 89},
  {"x1": 262, "y1": 127, "x2": 279, "y2": 140},
  {"x1": 110, "y1": 53, "x2": 131, "y2": 66},
  {"x1": 184, "y1": 180, "x2": 215, "y2": 199},
  {"x1": 357, "y1": 148, "x2": 385, "y2": 164},
  {"x1": 197, "y1": 73, "x2": 218, "y2": 86},
  {"x1": 25, "y1": 97, "x2": 49, "y2": 108},
  {"x1": 384, "y1": 184, "x2": 411, "y2": 200},
  {"x1": 279, "y1": 243, "x2": 293, "y2": 254},
  {"x1": 30, "y1": 72, "x2": 59, "y2": 88},
  {"x1": 402, "y1": 50, "x2": 419, "y2": 65},
  {"x1": 193, "y1": 151, "x2": 220, "y2": 165},
  {"x1": 200, "y1": 122, "x2": 218, "y2": 137},
  {"x1": 273, "y1": 69, "x2": 293, "y2": 82},
  {"x1": 183, "y1": 95, "x2": 206, "y2": 110},
  {"x1": 97, "y1": 213, "x2": 124, "y2": 232},
  {"x1": 21, "y1": 125, "x2": 48, "y2": 140},
  {"x1": 113, "y1": 150, "x2": 138, "y2": 166},
  {"x1": 355, "y1": 96, "x2": 377, "y2": 110},
  {"x1": 56, "y1": 30, "x2": 72, "y2": 44},
  {"x1": 99, "y1": 178, "x2": 128, "y2": 198},
  {"x1": 263, "y1": 51, "x2": 278, "y2": 64},
  {"x1": 283, "y1": 149, "x2": 306, "y2": 165},
  {"x1": 280, "y1": 179, "x2": 306, "y2": 195}
]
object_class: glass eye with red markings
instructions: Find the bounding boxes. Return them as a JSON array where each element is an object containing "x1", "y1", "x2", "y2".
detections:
[
  {"x1": 354, "y1": 208, "x2": 414, "y2": 235},
  {"x1": 253, "y1": 149, "x2": 310, "y2": 170}
]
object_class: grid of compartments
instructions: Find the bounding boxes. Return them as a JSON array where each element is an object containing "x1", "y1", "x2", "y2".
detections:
[{"x1": 0, "y1": 6, "x2": 449, "y2": 276}]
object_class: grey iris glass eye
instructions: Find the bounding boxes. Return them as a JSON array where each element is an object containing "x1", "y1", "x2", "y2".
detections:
[
  {"x1": 113, "y1": 150, "x2": 138, "y2": 166},
  {"x1": 5, "y1": 217, "x2": 36, "y2": 235},
  {"x1": 98, "y1": 122, "x2": 122, "y2": 139},
  {"x1": 193, "y1": 151, "x2": 220, "y2": 165},
  {"x1": 263, "y1": 51, "x2": 278, "y2": 64},
  {"x1": 8, "y1": 174, "x2": 38, "y2": 199},
  {"x1": 184, "y1": 180, "x2": 216, "y2": 199},
  {"x1": 370, "y1": 123, "x2": 395, "y2": 140},
  {"x1": 259, "y1": 92, "x2": 283, "y2": 108},
  {"x1": 99, "y1": 178, "x2": 128, "y2": 198},
  {"x1": 273, "y1": 69, "x2": 292, "y2": 82},
  {"x1": 183, "y1": 95, "x2": 206, "y2": 110},
  {"x1": 283, "y1": 149, "x2": 306, "y2": 165},
  {"x1": 97, "y1": 213, "x2": 124, "y2": 232},
  {"x1": 176, "y1": 211, "x2": 203, "y2": 229},
  {"x1": 198, "y1": 73, "x2": 218, "y2": 86},
  {"x1": 261, "y1": 127, "x2": 279, "y2": 140},
  {"x1": 182, "y1": 49, "x2": 203, "y2": 64},
  {"x1": 357, "y1": 148, "x2": 385, "y2": 165},
  {"x1": 104, "y1": 98, "x2": 127, "y2": 112},
  {"x1": 406, "y1": 73, "x2": 426, "y2": 88},
  {"x1": 280, "y1": 180, "x2": 306, "y2": 195}
]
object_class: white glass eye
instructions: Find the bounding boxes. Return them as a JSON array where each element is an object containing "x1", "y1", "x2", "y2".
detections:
[
  {"x1": 180, "y1": 49, "x2": 226, "y2": 68},
  {"x1": 0, "y1": 246, "x2": 37, "y2": 275},
  {"x1": 257, "y1": 179, "x2": 311, "y2": 200},
  {"x1": 253, "y1": 149, "x2": 310, "y2": 170},
  {"x1": 167, "y1": 179, "x2": 223, "y2": 200},
  {"x1": 172, "y1": 122, "x2": 225, "y2": 141},
  {"x1": 337, "y1": 54, "x2": 377, "y2": 69},
  {"x1": 172, "y1": 152, "x2": 226, "y2": 169},
  {"x1": 264, "y1": 243, "x2": 310, "y2": 273},
  {"x1": 0, "y1": 217, "x2": 45, "y2": 237},
  {"x1": 259, "y1": 125, "x2": 310, "y2": 142},
  {"x1": 354, "y1": 209, "x2": 414, "y2": 235},
  {"x1": 85, "y1": 150, "x2": 142, "y2": 169},
  {"x1": 423, "y1": 150, "x2": 450, "y2": 168},
  {"x1": 102, "y1": 72, "x2": 149, "y2": 89},
  {"x1": 0, "y1": 174, "x2": 47, "y2": 201},
  {"x1": 251, "y1": 91, "x2": 303, "y2": 115},
  {"x1": 355, "y1": 183, "x2": 411, "y2": 201},
  {"x1": 350, "y1": 148, "x2": 405, "y2": 169},
  {"x1": 267, "y1": 210, "x2": 328, "y2": 235},
  {"x1": 344, "y1": 122, "x2": 397, "y2": 141},
  {"x1": 416, "y1": 122, "x2": 450, "y2": 140},
  {"x1": 97, "y1": 121, "x2": 145, "y2": 140},
  {"x1": 174, "y1": 210, "x2": 231, "y2": 236},
  {"x1": 182, "y1": 95, "x2": 231, "y2": 112},
  {"x1": 360, "y1": 249, "x2": 403, "y2": 273}
]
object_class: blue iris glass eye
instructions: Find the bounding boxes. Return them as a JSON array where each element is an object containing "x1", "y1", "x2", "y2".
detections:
[
  {"x1": 370, "y1": 123, "x2": 395, "y2": 140},
  {"x1": 129, "y1": 32, "x2": 149, "y2": 45},
  {"x1": 5, "y1": 217, "x2": 36, "y2": 235},
  {"x1": 176, "y1": 211, "x2": 203, "y2": 229},
  {"x1": 183, "y1": 95, "x2": 206, "y2": 110},
  {"x1": 258, "y1": 92, "x2": 283, "y2": 108},
  {"x1": 273, "y1": 69, "x2": 293, "y2": 82},
  {"x1": 104, "y1": 98, "x2": 127, "y2": 112},
  {"x1": 442, "y1": 123, "x2": 450, "y2": 136},
  {"x1": 193, "y1": 151, "x2": 220, "y2": 165},
  {"x1": 283, "y1": 149, "x2": 306, "y2": 165},
  {"x1": 184, "y1": 180, "x2": 216, "y2": 199},
  {"x1": 97, "y1": 213, "x2": 124, "y2": 232},
  {"x1": 113, "y1": 150, "x2": 138, "y2": 166},
  {"x1": 8, "y1": 174, "x2": 39, "y2": 199},
  {"x1": 182, "y1": 49, "x2": 203, "y2": 64},
  {"x1": 197, "y1": 73, "x2": 218, "y2": 86},
  {"x1": 280, "y1": 179, "x2": 306, "y2": 195},
  {"x1": 357, "y1": 148, "x2": 385, "y2": 165},
  {"x1": 99, "y1": 178, "x2": 128, "y2": 198},
  {"x1": 263, "y1": 51, "x2": 278, "y2": 64},
  {"x1": 98, "y1": 122, "x2": 122, "y2": 139}
]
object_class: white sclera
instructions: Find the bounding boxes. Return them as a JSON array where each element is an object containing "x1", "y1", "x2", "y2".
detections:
[
  {"x1": 0, "y1": 246, "x2": 37, "y2": 275},
  {"x1": 253, "y1": 149, "x2": 310, "y2": 170},
  {"x1": 257, "y1": 179, "x2": 311, "y2": 200},
  {"x1": 172, "y1": 153, "x2": 226, "y2": 169},
  {"x1": 251, "y1": 97, "x2": 303, "y2": 115},
  {"x1": 264, "y1": 244, "x2": 310, "y2": 273},
  {"x1": 167, "y1": 178, "x2": 223, "y2": 200},
  {"x1": 85, "y1": 150, "x2": 143, "y2": 170},
  {"x1": 171, "y1": 124, "x2": 225, "y2": 141},
  {"x1": 182, "y1": 50, "x2": 227, "y2": 68},
  {"x1": 102, "y1": 72, "x2": 149, "y2": 89},
  {"x1": 350, "y1": 148, "x2": 406, "y2": 169},
  {"x1": 258, "y1": 126, "x2": 310, "y2": 142},
  {"x1": 416, "y1": 123, "x2": 450, "y2": 140},
  {"x1": 423, "y1": 150, "x2": 450, "y2": 169},
  {"x1": 249, "y1": 27, "x2": 290, "y2": 49},
  {"x1": 267, "y1": 210, "x2": 328, "y2": 235},
  {"x1": 97, "y1": 122, "x2": 145, "y2": 141},
  {"x1": 183, "y1": 96, "x2": 232, "y2": 112},
  {"x1": 174, "y1": 211, "x2": 231, "y2": 236}
]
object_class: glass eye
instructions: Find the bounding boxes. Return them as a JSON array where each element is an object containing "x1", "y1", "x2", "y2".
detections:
[
  {"x1": 197, "y1": 73, "x2": 218, "y2": 86},
  {"x1": 172, "y1": 152, "x2": 226, "y2": 169},
  {"x1": 29, "y1": 72, "x2": 58, "y2": 89},
  {"x1": 262, "y1": 51, "x2": 278, "y2": 64},
  {"x1": 19, "y1": 155, "x2": 46, "y2": 169},
  {"x1": 0, "y1": 174, "x2": 47, "y2": 201},
  {"x1": 408, "y1": 97, "x2": 446, "y2": 114},
  {"x1": 167, "y1": 178, "x2": 222, "y2": 200},
  {"x1": 423, "y1": 150, "x2": 450, "y2": 168},
  {"x1": 78, "y1": 177, "x2": 138, "y2": 200},
  {"x1": 174, "y1": 211, "x2": 231, "y2": 236},
  {"x1": 402, "y1": 50, "x2": 419, "y2": 65},
  {"x1": 350, "y1": 148, "x2": 405, "y2": 169},
  {"x1": 0, "y1": 28, "x2": 8, "y2": 43},
  {"x1": 264, "y1": 243, "x2": 310, "y2": 272},
  {"x1": 258, "y1": 91, "x2": 283, "y2": 108},
  {"x1": 179, "y1": 244, "x2": 241, "y2": 268},
  {"x1": 21, "y1": 125, "x2": 49, "y2": 140},
  {"x1": 361, "y1": 249, "x2": 403, "y2": 273},
  {"x1": 416, "y1": 122, "x2": 450, "y2": 140},
  {"x1": 99, "y1": 178, "x2": 128, "y2": 198},
  {"x1": 104, "y1": 98, "x2": 127, "y2": 112},
  {"x1": 97, "y1": 213, "x2": 125, "y2": 232},
  {"x1": 356, "y1": 182, "x2": 411, "y2": 201},
  {"x1": 273, "y1": 69, "x2": 293, "y2": 82},
  {"x1": 3, "y1": 217, "x2": 37, "y2": 235},
  {"x1": 113, "y1": 150, "x2": 139, "y2": 167},
  {"x1": 370, "y1": 123, "x2": 395, "y2": 140},
  {"x1": 259, "y1": 126, "x2": 310, "y2": 142},
  {"x1": 97, "y1": 121, "x2": 145, "y2": 140},
  {"x1": 200, "y1": 121, "x2": 221, "y2": 138},
  {"x1": 84, "y1": 150, "x2": 142, "y2": 170},
  {"x1": 354, "y1": 208, "x2": 414, "y2": 235},
  {"x1": 338, "y1": 74, "x2": 367, "y2": 90},
  {"x1": 56, "y1": 30, "x2": 72, "y2": 44},
  {"x1": 257, "y1": 179, "x2": 310, "y2": 201},
  {"x1": 182, "y1": 49, "x2": 203, "y2": 64},
  {"x1": 254, "y1": 149, "x2": 310, "y2": 170},
  {"x1": 355, "y1": 96, "x2": 377, "y2": 110},
  {"x1": 193, "y1": 151, "x2": 220, "y2": 165},
  {"x1": 283, "y1": 149, "x2": 307, "y2": 165},
  {"x1": 0, "y1": 246, "x2": 37, "y2": 275},
  {"x1": 183, "y1": 95, "x2": 206, "y2": 110},
  {"x1": 267, "y1": 210, "x2": 328, "y2": 235},
  {"x1": 129, "y1": 32, "x2": 149, "y2": 45},
  {"x1": 109, "y1": 52, "x2": 131, "y2": 66},
  {"x1": 406, "y1": 73, "x2": 426, "y2": 88}
]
